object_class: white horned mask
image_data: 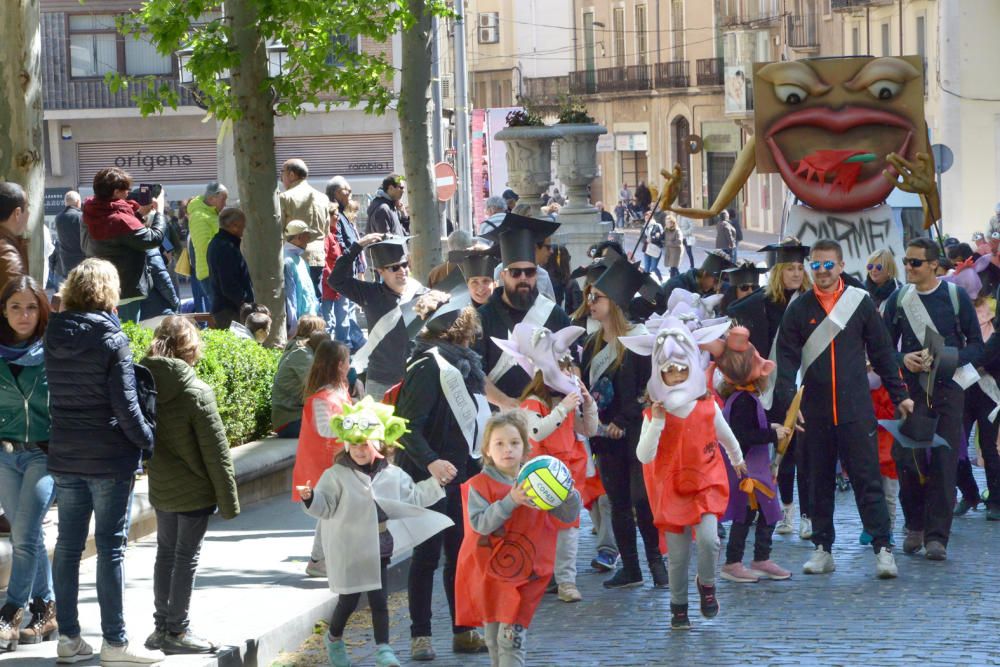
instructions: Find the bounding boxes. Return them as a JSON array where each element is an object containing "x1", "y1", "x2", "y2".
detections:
[{"x1": 492, "y1": 322, "x2": 585, "y2": 397}]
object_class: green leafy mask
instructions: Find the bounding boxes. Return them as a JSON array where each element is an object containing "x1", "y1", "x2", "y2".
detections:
[{"x1": 330, "y1": 396, "x2": 409, "y2": 447}]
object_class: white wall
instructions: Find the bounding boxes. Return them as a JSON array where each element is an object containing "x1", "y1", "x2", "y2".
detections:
[{"x1": 512, "y1": 0, "x2": 574, "y2": 78}]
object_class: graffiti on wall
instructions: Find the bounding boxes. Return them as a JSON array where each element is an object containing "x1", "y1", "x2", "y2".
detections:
[{"x1": 786, "y1": 203, "x2": 904, "y2": 281}]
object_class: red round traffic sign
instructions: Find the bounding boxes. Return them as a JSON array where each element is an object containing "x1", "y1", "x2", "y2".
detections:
[{"x1": 435, "y1": 162, "x2": 458, "y2": 202}]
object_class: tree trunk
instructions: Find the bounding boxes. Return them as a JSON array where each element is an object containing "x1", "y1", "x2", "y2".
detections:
[
  {"x1": 398, "y1": 0, "x2": 440, "y2": 281},
  {"x1": 228, "y1": 0, "x2": 286, "y2": 345},
  {"x1": 0, "y1": 0, "x2": 45, "y2": 283}
]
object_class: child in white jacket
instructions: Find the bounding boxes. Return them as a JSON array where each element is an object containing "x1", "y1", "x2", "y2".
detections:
[{"x1": 296, "y1": 396, "x2": 452, "y2": 667}]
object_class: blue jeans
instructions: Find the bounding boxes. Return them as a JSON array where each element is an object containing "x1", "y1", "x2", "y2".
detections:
[
  {"x1": 0, "y1": 446, "x2": 55, "y2": 608},
  {"x1": 642, "y1": 253, "x2": 662, "y2": 280},
  {"x1": 276, "y1": 419, "x2": 302, "y2": 439},
  {"x1": 52, "y1": 473, "x2": 135, "y2": 644},
  {"x1": 323, "y1": 297, "x2": 366, "y2": 352},
  {"x1": 116, "y1": 301, "x2": 142, "y2": 323}
]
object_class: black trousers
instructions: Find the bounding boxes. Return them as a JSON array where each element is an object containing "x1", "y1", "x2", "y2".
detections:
[
  {"x1": 408, "y1": 485, "x2": 471, "y2": 637},
  {"x1": 308, "y1": 265, "x2": 324, "y2": 300},
  {"x1": 893, "y1": 384, "x2": 962, "y2": 546},
  {"x1": 330, "y1": 558, "x2": 389, "y2": 644},
  {"x1": 961, "y1": 381, "x2": 1000, "y2": 509},
  {"x1": 153, "y1": 510, "x2": 210, "y2": 634},
  {"x1": 725, "y1": 508, "x2": 774, "y2": 564},
  {"x1": 776, "y1": 434, "x2": 812, "y2": 517},
  {"x1": 595, "y1": 446, "x2": 661, "y2": 575},
  {"x1": 805, "y1": 417, "x2": 891, "y2": 552}
]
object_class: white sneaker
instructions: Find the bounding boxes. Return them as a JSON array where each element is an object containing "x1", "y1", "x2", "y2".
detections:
[
  {"x1": 802, "y1": 546, "x2": 835, "y2": 574},
  {"x1": 305, "y1": 558, "x2": 327, "y2": 577},
  {"x1": 775, "y1": 504, "x2": 795, "y2": 535},
  {"x1": 798, "y1": 515, "x2": 813, "y2": 540},
  {"x1": 57, "y1": 635, "x2": 94, "y2": 664},
  {"x1": 875, "y1": 547, "x2": 898, "y2": 579},
  {"x1": 100, "y1": 640, "x2": 165, "y2": 666}
]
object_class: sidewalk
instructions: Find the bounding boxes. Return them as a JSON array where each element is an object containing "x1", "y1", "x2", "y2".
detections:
[{"x1": 618, "y1": 223, "x2": 779, "y2": 270}]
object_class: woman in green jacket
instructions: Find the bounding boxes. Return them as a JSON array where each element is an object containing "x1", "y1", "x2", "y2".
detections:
[
  {"x1": 142, "y1": 316, "x2": 239, "y2": 655},
  {"x1": 0, "y1": 277, "x2": 57, "y2": 651},
  {"x1": 270, "y1": 315, "x2": 327, "y2": 438}
]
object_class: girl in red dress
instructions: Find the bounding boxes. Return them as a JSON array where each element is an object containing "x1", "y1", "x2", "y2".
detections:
[{"x1": 456, "y1": 411, "x2": 581, "y2": 666}]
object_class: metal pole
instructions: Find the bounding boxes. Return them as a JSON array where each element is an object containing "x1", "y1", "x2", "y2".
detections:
[
  {"x1": 430, "y1": 14, "x2": 447, "y2": 239},
  {"x1": 454, "y1": 0, "x2": 473, "y2": 233},
  {"x1": 898, "y1": 0, "x2": 903, "y2": 55}
]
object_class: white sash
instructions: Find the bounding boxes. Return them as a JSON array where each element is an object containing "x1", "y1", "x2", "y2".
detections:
[
  {"x1": 487, "y1": 295, "x2": 557, "y2": 384},
  {"x1": 759, "y1": 291, "x2": 800, "y2": 410},
  {"x1": 899, "y1": 285, "x2": 980, "y2": 390},
  {"x1": 978, "y1": 374, "x2": 1000, "y2": 423},
  {"x1": 351, "y1": 281, "x2": 421, "y2": 375},
  {"x1": 800, "y1": 286, "x2": 867, "y2": 377},
  {"x1": 588, "y1": 324, "x2": 647, "y2": 387},
  {"x1": 427, "y1": 348, "x2": 490, "y2": 458}
]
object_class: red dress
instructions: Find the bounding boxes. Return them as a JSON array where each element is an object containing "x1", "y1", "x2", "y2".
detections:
[
  {"x1": 871, "y1": 386, "x2": 898, "y2": 480},
  {"x1": 642, "y1": 396, "x2": 730, "y2": 535},
  {"x1": 521, "y1": 397, "x2": 593, "y2": 518},
  {"x1": 455, "y1": 472, "x2": 570, "y2": 628},
  {"x1": 291, "y1": 387, "x2": 350, "y2": 501}
]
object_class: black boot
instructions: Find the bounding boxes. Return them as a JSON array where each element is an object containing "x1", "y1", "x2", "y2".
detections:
[
  {"x1": 603, "y1": 567, "x2": 643, "y2": 589},
  {"x1": 648, "y1": 558, "x2": 669, "y2": 589},
  {"x1": 670, "y1": 604, "x2": 691, "y2": 630}
]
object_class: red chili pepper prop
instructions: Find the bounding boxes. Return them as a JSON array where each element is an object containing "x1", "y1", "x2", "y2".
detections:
[{"x1": 793, "y1": 149, "x2": 874, "y2": 194}]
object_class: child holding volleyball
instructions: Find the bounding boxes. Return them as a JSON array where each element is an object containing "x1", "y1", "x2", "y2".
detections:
[
  {"x1": 456, "y1": 411, "x2": 582, "y2": 667},
  {"x1": 295, "y1": 397, "x2": 452, "y2": 667}
]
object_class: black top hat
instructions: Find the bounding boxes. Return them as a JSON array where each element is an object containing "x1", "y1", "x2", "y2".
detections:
[
  {"x1": 480, "y1": 213, "x2": 560, "y2": 266},
  {"x1": 758, "y1": 241, "x2": 811, "y2": 267},
  {"x1": 570, "y1": 247, "x2": 623, "y2": 284},
  {"x1": 723, "y1": 262, "x2": 769, "y2": 288},
  {"x1": 700, "y1": 250, "x2": 736, "y2": 277},
  {"x1": 878, "y1": 401, "x2": 949, "y2": 449},
  {"x1": 401, "y1": 287, "x2": 473, "y2": 339},
  {"x1": 921, "y1": 328, "x2": 960, "y2": 395},
  {"x1": 449, "y1": 246, "x2": 500, "y2": 280},
  {"x1": 368, "y1": 235, "x2": 412, "y2": 269},
  {"x1": 591, "y1": 255, "x2": 659, "y2": 307}
]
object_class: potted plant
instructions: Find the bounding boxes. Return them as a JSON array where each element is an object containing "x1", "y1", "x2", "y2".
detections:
[{"x1": 556, "y1": 97, "x2": 595, "y2": 125}]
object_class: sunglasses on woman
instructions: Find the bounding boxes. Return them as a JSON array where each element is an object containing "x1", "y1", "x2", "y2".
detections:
[
  {"x1": 586, "y1": 292, "x2": 607, "y2": 304},
  {"x1": 506, "y1": 267, "x2": 537, "y2": 279},
  {"x1": 737, "y1": 283, "x2": 756, "y2": 291},
  {"x1": 867, "y1": 263, "x2": 883, "y2": 271},
  {"x1": 809, "y1": 260, "x2": 836, "y2": 271}
]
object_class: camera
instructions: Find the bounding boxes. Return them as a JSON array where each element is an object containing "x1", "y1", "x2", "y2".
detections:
[{"x1": 131, "y1": 183, "x2": 163, "y2": 206}]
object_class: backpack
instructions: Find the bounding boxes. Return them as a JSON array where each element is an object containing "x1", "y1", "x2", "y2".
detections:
[{"x1": 892, "y1": 282, "x2": 965, "y2": 345}]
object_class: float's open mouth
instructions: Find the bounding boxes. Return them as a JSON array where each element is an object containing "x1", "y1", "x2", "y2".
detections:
[{"x1": 765, "y1": 106, "x2": 914, "y2": 211}]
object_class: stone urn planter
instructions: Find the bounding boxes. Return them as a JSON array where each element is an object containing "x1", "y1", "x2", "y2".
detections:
[
  {"x1": 553, "y1": 123, "x2": 608, "y2": 268},
  {"x1": 495, "y1": 125, "x2": 562, "y2": 219}
]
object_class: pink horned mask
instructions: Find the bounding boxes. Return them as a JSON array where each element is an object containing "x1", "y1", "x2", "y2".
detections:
[
  {"x1": 942, "y1": 254, "x2": 992, "y2": 301},
  {"x1": 491, "y1": 322, "x2": 586, "y2": 397},
  {"x1": 619, "y1": 314, "x2": 730, "y2": 411}
]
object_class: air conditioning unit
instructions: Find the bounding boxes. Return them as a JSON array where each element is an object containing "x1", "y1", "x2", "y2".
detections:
[{"x1": 478, "y1": 12, "x2": 499, "y2": 44}]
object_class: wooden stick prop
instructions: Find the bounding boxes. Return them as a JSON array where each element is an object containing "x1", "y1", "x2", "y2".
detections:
[{"x1": 771, "y1": 386, "x2": 804, "y2": 478}]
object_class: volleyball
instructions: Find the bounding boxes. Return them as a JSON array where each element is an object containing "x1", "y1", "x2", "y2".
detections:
[{"x1": 516, "y1": 455, "x2": 573, "y2": 510}]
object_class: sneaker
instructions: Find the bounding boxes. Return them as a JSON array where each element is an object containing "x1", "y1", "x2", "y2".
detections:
[
  {"x1": 603, "y1": 568, "x2": 643, "y2": 589},
  {"x1": 374, "y1": 644, "x2": 401, "y2": 667},
  {"x1": 749, "y1": 560, "x2": 791, "y2": 580},
  {"x1": 954, "y1": 498, "x2": 978, "y2": 516},
  {"x1": 670, "y1": 604, "x2": 691, "y2": 630},
  {"x1": 591, "y1": 550, "x2": 617, "y2": 572},
  {"x1": 557, "y1": 583, "x2": 582, "y2": 602},
  {"x1": 649, "y1": 558, "x2": 669, "y2": 589},
  {"x1": 410, "y1": 636, "x2": 435, "y2": 661},
  {"x1": 160, "y1": 630, "x2": 218, "y2": 655},
  {"x1": 775, "y1": 504, "x2": 795, "y2": 535},
  {"x1": 720, "y1": 562, "x2": 759, "y2": 583},
  {"x1": 324, "y1": 635, "x2": 352, "y2": 667},
  {"x1": 902, "y1": 529, "x2": 924, "y2": 554},
  {"x1": 0, "y1": 604, "x2": 24, "y2": 653},
  {"x1": 802, "y1": 546, "x2": 835, "y2": 574},
  {"x1": 925, "y1": 540, "x2": 947, "y2": 561},
  {"x1": 452, "y1": 629, "x2": 487, "y2": 654},
  {"x1": 57, "y1": 635, "x2": 94, "y2": 664},
  {"x1": 695, "y1": 576, "x2": 720, "y2": 618},
  {"x1": 143, "y1": 630, "x2": 166, "y2": 652},
  {"x1": 305, "y1": 558, "x2": 326, "y2": 578},
  {"x1": 19, "y1": 599, "x2": 57, "y2": 645},
  {"x1": 875, "y1": 547, "x2": 898, "y2": 578},
  {"x1": 798, "y1": 515, "x2": 813, "y2": 540},
  {"x1": 100, "y1": 641, "x2": 165, "y2": 666}
]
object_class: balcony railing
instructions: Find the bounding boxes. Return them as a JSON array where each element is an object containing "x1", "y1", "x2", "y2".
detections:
[
  {"x1": 569, "y1": 65, "x2": 652, "y2": 94},
  {"x1": 832, "y1": 0, "x2": 895, "y2": 10},
  {"x1": 655, "y1": 61, "x2": 689, "y2": 89},
  {"x1": 786, "y1": 14, "x2": 819, "y2": 48},
  {"x1": 521, "y1": 75, "x2": 570, "y2": 104},
  {"x1": 696, "y1": 58, "x2": 724, "y2": 86},
  {"x1": 44, "y1": 76, "x2": 198, "y2": 111}
]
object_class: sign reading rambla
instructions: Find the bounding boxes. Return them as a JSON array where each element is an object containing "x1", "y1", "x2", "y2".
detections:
[{"x1": 113, "y1": 151, "x2": 194, "y2": 173}]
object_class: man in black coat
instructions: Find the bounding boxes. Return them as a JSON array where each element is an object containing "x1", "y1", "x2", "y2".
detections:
[
  {"x1": 644, "y1": 249, "x2": 734, "y2": 318},
  {"x1": 207, "y1": 207, "x2": 255, "y2": 329},
  {"x1": 774, "y1": 239, "x2": 913, "y2": 579},
  {"x1": 55, "y1": 190, "x2": 86, "y2": 275}
]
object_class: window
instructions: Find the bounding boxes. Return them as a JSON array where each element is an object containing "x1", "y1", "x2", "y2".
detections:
[
  {"x1": 621, "y1": 150, "x2": 648, "y2": 194},
  {"x1": 69, "y1": 13, "x2": 171, "y2": 78},
  {"x1": 613, "y1": 7, "x2": 626, "y2": 68},
  {"x1": 478, "y1": 12, "x2": 499, "y2": 44},
  {"x1": 852, "y1": 26, "x2": 861, "y2": 55},
  {"x1": 671, "y1": 0, "x2": 685, "y2": 61},
  {"x1": 635, "y1": 6, "x2": 647, "y2": 66},
  {"x1": 881, "y1": 22, "x2": 891, "y2": 56},
  {"x1": 326, "y1": 33, "x2": 361, "y2": 67}
]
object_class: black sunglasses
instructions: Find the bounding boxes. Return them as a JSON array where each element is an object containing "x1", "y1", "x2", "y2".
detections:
[
  {"x1": 737, "y1": 283, "x2": 756, "y2": 291},
  {"x1": 902, "y1": 258, "x2": 930, "y2": 268},
  {"x1": 507, "y1": 267, "x2": 537, "y2": 279},
  {"x1": 385, "y1": 261, "x2": 409, "y2": 272}
]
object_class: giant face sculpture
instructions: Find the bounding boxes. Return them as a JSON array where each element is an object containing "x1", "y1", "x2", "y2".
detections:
[{"x1": 753, "y1": 56, "x2": 928, "y2": 212}]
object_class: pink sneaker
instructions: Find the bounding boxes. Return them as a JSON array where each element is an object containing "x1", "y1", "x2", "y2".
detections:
[
  {"x1": 750, "y1": 559, "x2": 792, "y2": 580},
  {"x1": 720, "y1": 562, "x2": 759, "y2": 583}
]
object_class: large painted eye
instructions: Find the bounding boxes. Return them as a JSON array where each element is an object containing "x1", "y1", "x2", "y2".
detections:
[
  {"x1": 866, "y1": 80, "x2": 902, "y2": 100},
  {"x1": 775, "y1": 83, "x2": 808, "y2": 105}
]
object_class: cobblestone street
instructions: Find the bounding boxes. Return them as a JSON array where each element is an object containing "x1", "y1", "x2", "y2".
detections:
[{"x1": 277, "y1": 469, "x2": 1000, "y2": 667}]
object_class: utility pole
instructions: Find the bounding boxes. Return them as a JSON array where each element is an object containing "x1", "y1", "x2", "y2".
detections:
[
  {"x1": 454, "y1": 0, "x2": 473, "y2": 233},
  {"x1": 430, "y1": 14, "x2": 447, "y2": 238}
]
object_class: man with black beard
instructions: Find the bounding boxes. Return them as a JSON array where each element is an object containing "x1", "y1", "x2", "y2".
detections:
[{"x1": 476, "y1": 213, "x2": 574, "y2": 408}]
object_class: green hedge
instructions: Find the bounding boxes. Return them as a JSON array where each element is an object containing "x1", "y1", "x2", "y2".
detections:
[{"x1": 123, "y1": 322, "x2": 281, "y2": 447}]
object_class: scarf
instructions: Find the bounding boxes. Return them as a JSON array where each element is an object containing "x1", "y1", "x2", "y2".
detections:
[
  {"x1": 414, "y1": 339, "x2": 486, "y2": 395},
  {"x1": 0, "y1": 338, "x2": 43, "y2": 365}
]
